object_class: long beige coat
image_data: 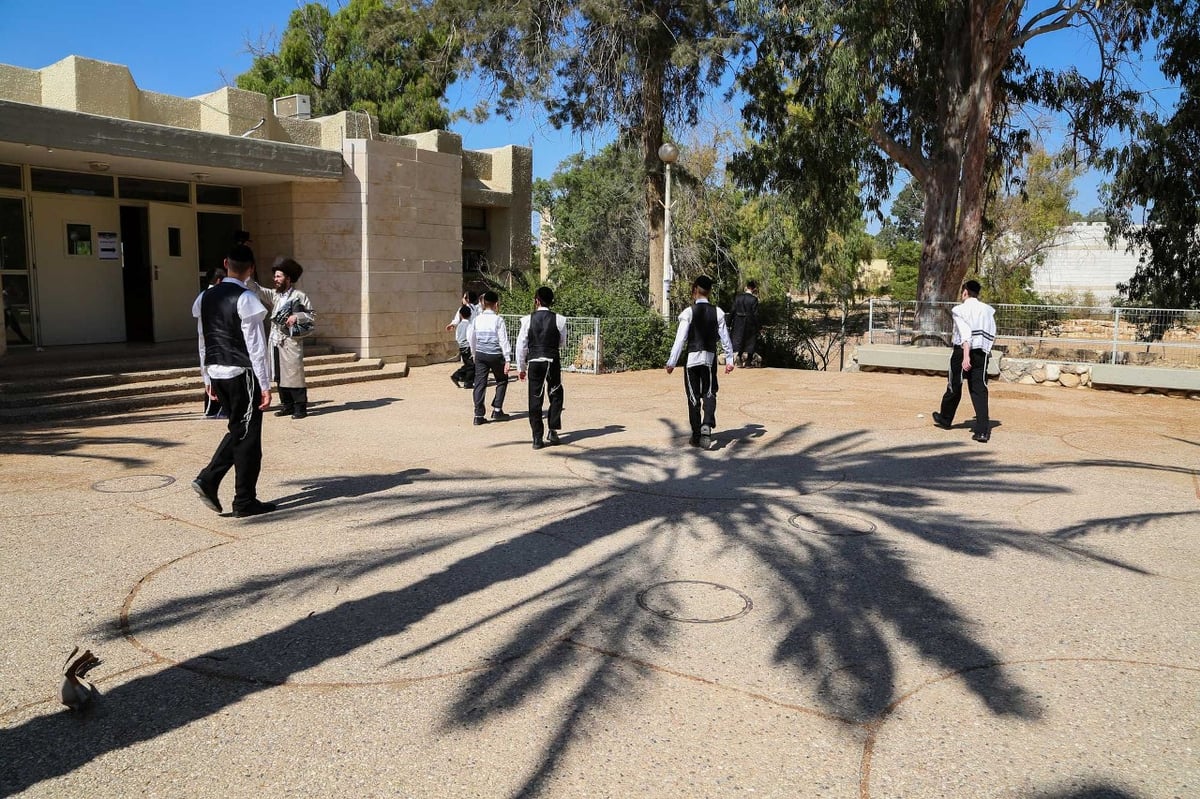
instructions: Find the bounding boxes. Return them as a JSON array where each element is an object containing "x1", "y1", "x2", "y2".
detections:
[{"x1": 248, "y1": 281, "x2": 314, "y2": 389}]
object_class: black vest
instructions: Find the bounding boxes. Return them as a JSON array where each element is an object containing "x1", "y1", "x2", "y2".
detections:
[
  {"x1": 687, "y1": 302, "x2": 719, "y2": 353},
  {"x1": 527, "y1": 310, "x2": 561, "y2": 360},
  {"x1": 201, "y1": 282, "x2": 251, "y2": 368}
]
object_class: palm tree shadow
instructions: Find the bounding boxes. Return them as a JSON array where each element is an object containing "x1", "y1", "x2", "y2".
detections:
[{"x1": 0, "y1": 425, "x2": 1157, "y2": 796}]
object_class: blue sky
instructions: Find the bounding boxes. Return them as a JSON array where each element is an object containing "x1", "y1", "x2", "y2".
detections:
[{"x1": 0, "y1": 0, "x2": 1174, "y2": 218}]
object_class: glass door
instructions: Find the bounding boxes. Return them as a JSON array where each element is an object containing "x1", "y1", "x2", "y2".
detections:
[{"x1": 0, "y1": 196, "x2": 34, "y2": 346}]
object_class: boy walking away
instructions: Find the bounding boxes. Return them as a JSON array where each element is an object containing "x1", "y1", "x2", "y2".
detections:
[
  {"x1": 730, "y1": 280, "x2": 760, "y2": 367},
  {"x1": 666, "y1": 275, "x2": 735, "y2": 448},
  {"x1": 933, "y1": 279, "x2": 997, "y2": 442},
  {"x1": 516, "y1": 286, "x2": 567, "y2": 449},
  {"x1": 468, "y1": 291, "x2": 510, "y2": 425},
  {"x1": 447, "y1": 291, "x2": 479, "y2": 389},
  {"x1": 191, "y1": 244, "x2": 276, "y2": 517}
]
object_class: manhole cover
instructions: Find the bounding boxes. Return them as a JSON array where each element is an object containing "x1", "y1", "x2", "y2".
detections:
[
  {"x1": 91, "y1": 474, "x2": 176, "y2": 493},
  {"x1": 789, "y1": 511, "x2": 876, "y2": 536},
  {"x1": 636, "y1": 580, "x2": 753, "y2": 623}
]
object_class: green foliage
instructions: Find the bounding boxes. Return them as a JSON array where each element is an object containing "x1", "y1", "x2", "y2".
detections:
[
  {"x1": 887, "y1": 240, "x2": 921, "y2": 301},
  {"x1": 733, "y1": 1, "x2": 1153, "y2": 308},
  {"x1": 875, "y1": 180, "x2": 925, "y2": 251},
  {"x1": 236, "y1": 0, "x2": 456, "y2": 135},
  {"x1": 978, "y1": 147, "x2": 1079, "y2": 305},
  {"x1": 1105, "y1": 0, "x2": 1200, "y2": 309}
]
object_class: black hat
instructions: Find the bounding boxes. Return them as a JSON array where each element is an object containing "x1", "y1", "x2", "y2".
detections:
[{"x1": 273, "y1": 256, "x2": 303, "y2": 282}]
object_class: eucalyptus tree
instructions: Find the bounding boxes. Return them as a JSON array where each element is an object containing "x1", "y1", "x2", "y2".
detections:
[
  {"x1": 733, "y1": 0, "x2": 1153, "y2": 338},
  {"x1": 434, "y1": 0, "x2": 745, "y2": 313},
  {"x1": 1105, "y1": 0, "x2": 1200, "y2": 309}
]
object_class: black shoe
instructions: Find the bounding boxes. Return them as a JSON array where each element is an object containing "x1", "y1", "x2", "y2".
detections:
[
  {"x1": 689, "y1": 435, "x2": 701, "y2": 447},
  {"x1": 191, "y1": 478, "x2": 222, "y2": 514},
  {"x1": 491, "y1": 409, "x2": 509, "y2": 421},
  {"x1": 972, "y1": 432, "x2": 990, "y2": 443},
  {"x1": 232, "y1": 500, "x2": 277, "y2": 518},
  {"x1": 932, "y1": 412, "x2": 952, "y2": 430},
  {"x1": 532, "y1": 438, "x2": 544, "y2": 450},
  {"x1": 451, "y1": 375, "x2": 461, "y2": 388},
  {"x1": 547, "y1": 430, "x2": 561, "y2": 446},
  {"x1": 292, "y1": 404, "x2": 307, "y2": 419},
  {"x1": 474, "y1": 416, "x2": 487, "y2": 426},
  {"x1": 274, "y1": 407, "x2": 294, "y2": 417}
]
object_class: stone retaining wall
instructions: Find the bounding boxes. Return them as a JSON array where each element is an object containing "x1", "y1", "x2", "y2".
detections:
[{"x1": 999, "y1": 358, "x2": 1092, "y2": 388}]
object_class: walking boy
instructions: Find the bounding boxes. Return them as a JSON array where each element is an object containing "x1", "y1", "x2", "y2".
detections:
[
  {"x1": 516, "y1": 286, "x2": 567, "y2": 449},
  {"x1": 447, "y1": 291, "x2": 479, "y2": 388},
  {"x1": 666, "y1": 275, "x2": 735, "y2": 448},
  {"x1": 933, "y1": 279, "x2": 997, "y2": 442},
  {"x1": 468, "y1": 291, "x2": 510, "y2": 424},
  {"x1": 191, "y1": 244, "x2": 276, "y2": 517}
]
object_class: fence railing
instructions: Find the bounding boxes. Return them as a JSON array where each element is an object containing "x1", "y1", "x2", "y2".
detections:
[
  {"x1": 499, "y1": 315, "x2": 673, "y2": 375},
  {"x1": 867, "y1": 300, "x2": 1200, "y2": 367}
]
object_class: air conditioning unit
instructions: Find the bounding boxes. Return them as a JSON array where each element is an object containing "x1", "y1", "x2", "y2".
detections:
[{"x1": 273, "y1": 94, "x2": 312, "y2": 120}]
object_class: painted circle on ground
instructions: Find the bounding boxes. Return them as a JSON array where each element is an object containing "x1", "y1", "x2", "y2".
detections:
[
  {"x1": 91, "y1": 474, "x2": 176, "y2": 493},
  {"x1": 636, "y1": 580, "x2": 753, "y2": 623},
  {"x1": 789, "y1": 511, "x2": 876, "y2": 536}
]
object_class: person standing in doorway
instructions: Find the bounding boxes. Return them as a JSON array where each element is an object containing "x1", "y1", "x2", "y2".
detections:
[
  {"x1": 516, "y1": 286, "x2": 567, "y2": 449},
  {"x1": 468, "y1": 291, "x2": 510, "y2": 425},
  {"x1": 730, "y1": 280, "x2": 760, "y2": 367},
  {"x1": 191, "y1": 244, "x2": 276, "y2": 517},
  {"x1": 666, "y1": 275, "x2": 735, "y2": 448},
  {"x1": 250, "y1": 257, "x2": 315, "y2": 419},
  {"x1": 933, "y1": 279, "x2": 997, "y2": 443}
]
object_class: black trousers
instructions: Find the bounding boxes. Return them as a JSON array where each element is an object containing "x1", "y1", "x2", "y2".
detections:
[
  {"x1": 473, "y1": 352, "x2": 509, "y2": 418},
  {"x1": 940, "y1": 347, "x2": 990, "y2": 435},
  {"x1": 527, "y1": 358, "x2": 564, "y2": 441},
  {"x1": 684, "y1": 360, "x2": 719, "y2": 436},
  {"x1": 731, "y1": 319, "x2": 758, "y2": 362},
  {"x1": 452, "y1": 345, "x2": 475, "y2": 385},
  {"x1": 197, "y1": 371, "x2": 265, "y2": 512}
]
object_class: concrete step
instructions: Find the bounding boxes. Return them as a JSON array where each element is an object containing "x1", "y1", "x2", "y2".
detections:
[
  {"x1": 0, "y1": 352, "x2": 361, "y2": 395},
  {"x1": 0, "y1": 362, "x2": 408, "y2": 422}
]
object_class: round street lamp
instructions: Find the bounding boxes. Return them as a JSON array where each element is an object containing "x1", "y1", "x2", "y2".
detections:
[{"x1": 658, "y1": 142, "x2": 679, "y2": 319}]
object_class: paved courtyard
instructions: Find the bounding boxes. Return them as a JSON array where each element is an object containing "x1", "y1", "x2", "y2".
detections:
[{"x1": 1, "y1": 364, "x2": 1196, "y2": 798}]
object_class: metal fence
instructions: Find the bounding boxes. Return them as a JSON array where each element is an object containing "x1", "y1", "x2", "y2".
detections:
[
  {"x1": 867, "y1": 300, "x2": 1200, "y2": 367},
  {"x1": 499, "y1": 314, "x2": 673, "y2": 375}
]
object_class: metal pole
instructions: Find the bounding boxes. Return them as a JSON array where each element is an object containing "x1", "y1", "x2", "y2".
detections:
[
  {"x1": 593, "y1": 316, "x2": 601, "y2": 374},
  {"x1": 1112, "y1": 306, "x2": 1120, "y2": 364},
  {"x1": 868, "y1": 298, "x2": 874, "y2": 345},
  {"x1": 662, "y1": 161, "x2": 673, "y2": 320}
]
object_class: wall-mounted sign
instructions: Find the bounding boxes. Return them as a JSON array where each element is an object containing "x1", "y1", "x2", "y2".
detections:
[{"x1": 97, "y1": 232, "x2": 119, "y2": 260}]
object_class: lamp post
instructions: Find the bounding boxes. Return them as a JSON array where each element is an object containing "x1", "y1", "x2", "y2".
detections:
[{"x1": 658, "y1": 142, "x2": 679, "y2": 320}]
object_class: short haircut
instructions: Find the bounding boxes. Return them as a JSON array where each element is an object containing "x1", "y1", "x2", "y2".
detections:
[
  {"x1": 227, "y1": 244, "x2": 255, "y2": 270},
  {"x1": 693, "y1": 275, "x2": 713, "y2": 294},
  {"x1": 535, "y1": 286, "x2": 555, "y2": 306},
  {"x1": 746, "y1": 280, "x2": 758, "y2": 291},
  {"x1": 963, "y1": 279, "x2": 982, "y2": 297},
  {"x1": 482, "y1": 290, "x2": 500, "y2": 304},
  {"x1": 466, "y1": 290, "x2": 479, "y2": 304},
  {"x1": 458, "y1": 304, "x2": 472, "y2": 319}
]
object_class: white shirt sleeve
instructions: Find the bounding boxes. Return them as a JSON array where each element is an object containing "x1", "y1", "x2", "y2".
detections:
[
  {"x1": 667, "y1": 307, "x2": 692, "y2": 368},
  {"x1": 515, "y1": 315, "x2": 531, "y2": 373},
  {"x1": 496, "y1": 315, "x2": 511, "y2": 362},
  {"x1": 238, "y1": 293, "x2": 271, "y2": 391},
  {"x1": 193, "y1": 292, "x2": 208, "y2": 385},
  {"x1": 717, "y1": 308, "x2": 734, "y2": 362}
]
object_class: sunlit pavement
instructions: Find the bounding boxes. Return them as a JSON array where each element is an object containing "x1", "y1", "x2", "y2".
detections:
[{"x1": 2, "y1": 364, "x2": 1196, "y2": 798}]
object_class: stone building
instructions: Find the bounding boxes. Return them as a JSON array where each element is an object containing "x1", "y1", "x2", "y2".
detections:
[{"x1": 0, "y1": 55, "x2": 532, "y2": 362}]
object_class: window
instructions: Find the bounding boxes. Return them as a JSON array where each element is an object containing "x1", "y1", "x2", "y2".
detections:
[
  {"x1": 0, "y1": 164, "x2": 21, "y2": 191},
  {"x1": 462, "y1": 207, "x2": 487, "y2": 230},
  {"x1": 168, "y1": 227, "x2": 182, "y2": 257},
  {"x1": 196, "y1": 185, "x2": 242, "y2": 207},
  {"x1": 118, "y1": 177, "x2": 190, "y2": 203},
  {"x1": 31, "y1": 168, "x2": 114, "y2": 197}
]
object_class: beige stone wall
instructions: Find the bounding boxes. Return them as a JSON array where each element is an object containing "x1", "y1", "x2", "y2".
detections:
[{"x1": 0, "y1": 64, "x2": 41, "y2": 104}]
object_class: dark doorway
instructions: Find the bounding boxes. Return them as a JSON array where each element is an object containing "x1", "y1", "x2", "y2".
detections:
[
  {"x1": 197, "y1": 212, "x2": 242, "y2": 290},
  {"x1": 120, "y1": 206, "x2": 153, "y2": 342}
]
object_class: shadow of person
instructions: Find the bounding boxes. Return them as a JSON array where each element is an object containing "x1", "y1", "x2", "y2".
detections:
[
  {"x1": 308, "y1": 398, "x2": 403, "y2": 416},
  {"x1": 555, "y1": 424, "x2": 625, "y2": 443},
  {"x1": 272, "y1": 469, "x2": 430, "y2": 510}
]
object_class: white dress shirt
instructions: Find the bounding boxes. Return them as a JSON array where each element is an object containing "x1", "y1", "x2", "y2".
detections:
[
  {"x1": 667, "y1": 299, "x2": 735, "y2": 368},
  {"x1": 193, "y1": 277, "x2": 271, "y2": 390}
]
